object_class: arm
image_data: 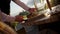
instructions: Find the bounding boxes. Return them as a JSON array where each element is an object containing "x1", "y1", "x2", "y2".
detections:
[
  {"x1": 12, "y1": 0, "x2": 30, "y2": 11},
  {"x1": 12, "y1": 0, "x2": 37, "y2": 14},
  {"x1": 0, "y1": 10, "x2": 15, "y2": 23}
]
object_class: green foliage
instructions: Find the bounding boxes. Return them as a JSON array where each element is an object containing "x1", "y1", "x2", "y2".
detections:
[{"x1": 19, "y1": 11, "x2": 30, "y2": 16}]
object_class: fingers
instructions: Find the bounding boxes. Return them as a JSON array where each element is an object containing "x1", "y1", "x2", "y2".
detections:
[
  {"x1": 28, "y1": 8, "x2": 37, "y2": 13},
  {"x1": 15, "y1": 15, "x2": 24, "y2": 22}
]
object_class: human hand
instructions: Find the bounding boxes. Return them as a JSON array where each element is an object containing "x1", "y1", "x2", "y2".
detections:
[
  {"x1": 28, "y1": 8, "x2": 37, "y2": 13},
  {"x1": 28, "y1": 8, "x2": 38, "y2": 17},
  {"x1": 15, "y1": 15, "x2": 24, "y2": 22}
]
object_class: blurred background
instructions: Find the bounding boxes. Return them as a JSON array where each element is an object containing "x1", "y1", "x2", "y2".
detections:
[
  {"x1": 10, "y1": 0, "x2": 46, "y2": 16},
  {"x1": 10, "y1": 0, "x2": 34, "y2": 16}
]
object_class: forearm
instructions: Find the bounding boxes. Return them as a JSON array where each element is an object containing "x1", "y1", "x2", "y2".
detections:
[
  {"x1": 0, "y1": 10, "x2": 15, "y2": 23},
  {"x1": 12, "y1": 0, "x2": 30, "y2": 11}
]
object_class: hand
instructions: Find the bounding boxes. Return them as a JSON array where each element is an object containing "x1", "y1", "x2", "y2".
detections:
[
  {"x1": 15, "y1": 15, "x2": 24, "y2": 22},
  {"x1": 28, "y1": 8, "x2": 37, "y2": 13}
]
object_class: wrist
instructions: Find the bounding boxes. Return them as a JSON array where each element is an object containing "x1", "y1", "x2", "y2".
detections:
[
  {"x1": 26, "y1": 7, "x2": 30, "y2": 11},
  {"x1": 27, "y1": 8, "x2": 32, "y2": 13}
]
